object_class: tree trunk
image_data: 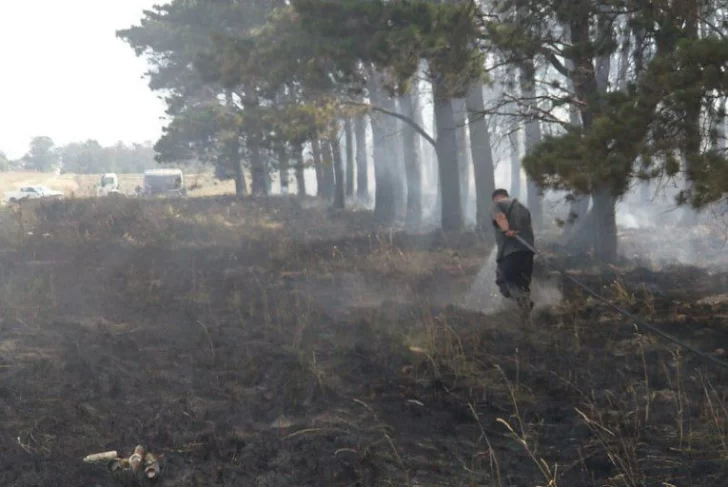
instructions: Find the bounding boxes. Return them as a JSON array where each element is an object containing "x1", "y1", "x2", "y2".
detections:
[
  {"x1": 565, "y1": 192, "x2": 615, "y2": 263},
  {"x1": 329, "y1": 136, "x2": 346, "y2": 209},
  {"x1": 563, "y1": 45, "x2": 588, "y2": 236},
  {"x1": 681, "y1": 1, "x2": 700, "y2": 214},
  {"x1": 564, "y1": 196, "x2": 589, "y2": 232},
  {"x1": 563, "y1": 97, "x2": 588, "y2": 230},
  {"x1": 564, "y1": 203, "x2": 599, "y2": 255},
  {"x1": 225, "y1": 91, "x2": 247, "y2": 196},
  {"x1": 368, "y1": 75, "x2": 397, "y2": 224},
  {"x1": 321, "y1": 140, "x2": 336, "y2": 201},
  {"x1": 434, "y1": 84, "x2": 463, "y2": 231},
  {"x1": 453, "y1": 98, "x2": 471, "y2": 220},
  {"x1": 277, "y1": 144, "x2": 289, "y2": 195},
  {"x1": 265, "y1": 154, "x2": 273, "y2": 195},
  {"x1": 354, "y1": 114, "x2": 369, "y2": 203},
  {"x1": 399, "y1": 91, "x2": 422, "y2": 227},
  {"x1": 509, "y1": 130, "x2": 521, "y2": 198},
  {"x1": 466, "y1": 81, "x2": 496, "y2": 234},
  {"x1": 294, "y1": 143, "x2": 306, "y2": 196},
  {"x1": 717, "y1": 98, "x2": 726, "y2": 151},
  {"x1": 414, "y1": 85, "x2": 439, "y2": 220},
  {"x1": 524, "y1": 131, "x2": 542, "y2": 228},
  {"x1": 566, "y1": 3, "x2": 617, "y2": 261},
  {"x1": 249, "y1": 135, "x2": 267, "y2": 196},
  {"x1": 395, "y1": 103, "x2": 409, "y2": 221},
  {"x1": 631, "y1": 20, "x2": 651, "y2": 204},
  {"x1": 505, "y1": 66, "x2": 521, "y2": 199},
  {"x1": 380, "y1": 94, "x2": 406, "y2": 220},
  {"x1": 565, "y1": 163, "x2": 589, "y2": 231},
  {"x1": 371, "y1": 111, "x2": 396, "y2": 223},
  {"x1": 639, "y1": 178, "x2": 651, "y2": 203},
  {"x1": 344, "y1": 118, "x2": 355, "y2": 197},
  {"x1": 592, "y1": 8, "x2": 616, "y2": 258},
  {"x1": 592, "y1": 189, "x2": 617, "y2": 261},
  {"x1": 311, "y1": 139, "x2": 326, "y2": 198},
  {"x1": 230, "y1": 136, "x2": 246, "y2": 196},
  {"x1": 519, "y1": 58, "x2": 543, "y2": 229}
]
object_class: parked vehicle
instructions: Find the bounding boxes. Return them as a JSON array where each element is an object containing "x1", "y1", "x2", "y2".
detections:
[
  {"x1": 4, "y1": 185, "x2": 64, "y2": 203},
  {"x1": 142, "y1": 169, "x2": 186, "y2": 197},
  {"x1": 97, "y1": 173, "x2": 121, "y2": 196}
]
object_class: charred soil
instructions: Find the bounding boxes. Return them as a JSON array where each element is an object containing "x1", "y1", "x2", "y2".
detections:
[{"x1": 1, "y1": 196, "x2": 727, "y2": 486}]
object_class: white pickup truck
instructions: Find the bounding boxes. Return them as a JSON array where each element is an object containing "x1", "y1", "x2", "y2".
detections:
[{"x1": 4, "y1": 185, "x2": 64, "y2": 203}]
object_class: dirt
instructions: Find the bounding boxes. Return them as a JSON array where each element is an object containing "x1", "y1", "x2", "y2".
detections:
[{"x1": 1, "y1": 196, "x2": 728, "y2": 487}]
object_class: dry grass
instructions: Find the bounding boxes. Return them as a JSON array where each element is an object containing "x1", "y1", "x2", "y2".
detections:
[{"x1": 0, "y1": 197, "x2": 727, "y2": 486}]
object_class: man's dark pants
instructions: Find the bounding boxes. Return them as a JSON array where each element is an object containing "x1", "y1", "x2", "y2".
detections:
[{"x1": 496, "y1": 251, "x2": 534, "y2": 301}]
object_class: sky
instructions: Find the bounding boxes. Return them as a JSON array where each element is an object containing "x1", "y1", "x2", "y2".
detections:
[{"x1": 0, "y1": 0, "x2": 168, "y2": 159}]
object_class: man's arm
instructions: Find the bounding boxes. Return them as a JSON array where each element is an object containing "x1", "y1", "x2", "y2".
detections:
[{"x1": 494, "y1": 212, "x2": 518, "y2": 237}]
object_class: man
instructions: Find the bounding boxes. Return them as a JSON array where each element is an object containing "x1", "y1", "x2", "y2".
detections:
[{"x1": 491, "y1": 188, "x2": 535, "y2": 320}]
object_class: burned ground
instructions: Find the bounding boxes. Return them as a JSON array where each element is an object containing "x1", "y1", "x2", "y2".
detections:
[{"x1": 1, "y1": 197, "x2": 728, "y2": 486}]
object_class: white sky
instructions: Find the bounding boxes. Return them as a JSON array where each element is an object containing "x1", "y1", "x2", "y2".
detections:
[{"x1": 0, "y1": 0, "x2": 168, "y2": 159}]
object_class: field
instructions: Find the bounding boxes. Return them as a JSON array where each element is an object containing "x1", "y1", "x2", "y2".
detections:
[
  {"x1": 0, "y1": 171, "x2": 237, "y2": 199},
  {"x1": 1, "y1": 195, "x2": 728, "y2": 486}
]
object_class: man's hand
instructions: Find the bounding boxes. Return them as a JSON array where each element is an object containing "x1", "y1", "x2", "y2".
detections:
[{"x1": 504, "y1": 229, "x2": 519, "y2": 237}]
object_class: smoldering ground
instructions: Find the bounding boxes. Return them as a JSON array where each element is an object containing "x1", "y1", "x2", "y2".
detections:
[{"x1": 1, "y1": 197, "x2": 728, "y2": 487}]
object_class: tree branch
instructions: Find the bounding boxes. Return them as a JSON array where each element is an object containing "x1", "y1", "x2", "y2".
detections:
[
  {"x1": 340, "y1": 101, "x2": 437, "y2": 149},
  {"x1": 542, "y1": 49, "x2": 570, "y2": 78}
]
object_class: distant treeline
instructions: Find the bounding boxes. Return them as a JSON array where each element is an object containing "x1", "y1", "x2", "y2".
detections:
[{"x1": 0, "y1": 137, "x2": 160, "y2": 174}]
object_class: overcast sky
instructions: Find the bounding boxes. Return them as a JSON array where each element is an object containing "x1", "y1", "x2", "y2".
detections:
[{"x1": 0, "y1": 0, "x2": 167, "y2": 159}]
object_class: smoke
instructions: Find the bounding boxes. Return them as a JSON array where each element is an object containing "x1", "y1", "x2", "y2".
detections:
[
  {"x1": 531, "y1": 273, "x2": 564, "y2": 309},
  {"x1": 611, "y1": 179, "x2": 728, "y2": 269},
  {"x1": 295, "y1": 271, "x2": 408, "y2": 315},
  {"x1": 462, "y1": 248, "x2": 508, "y2": 313},
  {"x1": 523, "y1": 178, "x2": 728, "y2": 270},
  {"x1": 462, "y1": 247, "x2": 563, "y2": 314}
]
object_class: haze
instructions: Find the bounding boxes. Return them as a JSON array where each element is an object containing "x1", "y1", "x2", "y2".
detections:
[{"x1": 0, "y1": 0, "x2": 166, "y2": 159}]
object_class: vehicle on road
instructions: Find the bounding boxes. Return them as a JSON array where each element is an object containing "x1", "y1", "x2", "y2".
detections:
[
  {"x1": 142, "y1": 168, "x2": 186, "y2": 197},
  {"x1": 97, "y1": 173, "x2": 121, "y2": 196},
  {"x1": 4, "y1": 185, "x2": 64, "y2": 203}
]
